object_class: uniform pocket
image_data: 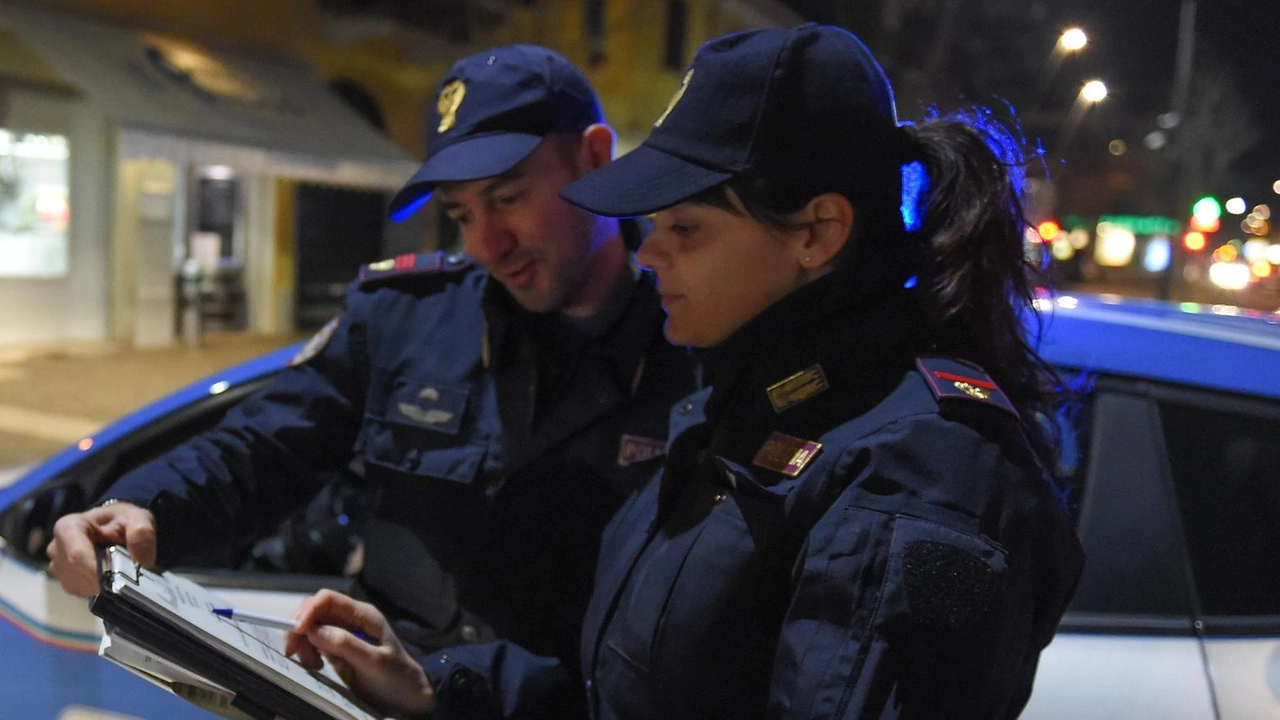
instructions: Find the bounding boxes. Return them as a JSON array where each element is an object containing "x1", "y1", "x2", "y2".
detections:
[{"x1": 359, "y1": 377, "x2": 486, "y2": 484}]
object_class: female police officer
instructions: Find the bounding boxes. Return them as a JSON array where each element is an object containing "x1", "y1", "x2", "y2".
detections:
[{"x1": 287, "y1": 24, "x2": 1083, "y2": 719}]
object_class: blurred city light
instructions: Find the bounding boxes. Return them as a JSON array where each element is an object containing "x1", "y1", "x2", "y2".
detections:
[
  {"x1": 1143, "y1": 131, "x2": 1167, "y2": 150},
  {"x1": 1225, "y1": 197, "x2": 1247, "y2": 215},
  {"x1": 1252, "y1": 260, "x2": 1273, "y2": 278},
  {"x1": 1213, "y1": 244, "x2": 1239, "y2": 263},
  {"x1": 1273, "y1": 179, "x2": 1280, "y2": 194},
  {"x1": 1038, "y1": 220, "x2": 1061, "y2": 241},
  {"x1": 1184, "y1": 231, "x2": 1207, "y2": 251},
  {"x1": 1243, "y1": 239, "x2": 1269, "y2": 262},
  {"x1": 1192, "y1": 196, "x2": 1222, "y2": 223},
  {"x1": 1143, "y1": 237, "x2": 1172, "y2": 273},
  {"x1": 1081, "y1": 80, "x2": 1109, "y2": 103},
  {"x1": 1068, "y1": 227, "x2": 1091, "y2": 250},
  {"x1": 1263, "y1": 243, "x2": 1280, "y2": 265},
  {"x1": 1254, "y1": 204, "x2": 1271, "y2": 220},
  {"x1": 1209, "y1": 262, "x2": 1251, "y2": 290},
  {"x1": 1094, "y1": 222, "x2": 1135, "y2": 266},
  {"x1": 1108, "y1": 139, "x2": 1127, "y2": 156},
  {"x1": 1190, "y1": 215, "x2": 1220, "y2": 233},
  {"x1": 1059, "y1": 27, "x2": 1088, "y2": 52}
]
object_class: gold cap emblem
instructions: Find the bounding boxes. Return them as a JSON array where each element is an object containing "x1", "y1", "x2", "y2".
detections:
[
  {"x1": 654, "y1": 69, "x2": 694, "y2": 128},
  {"x1": 437, "y1": 79, "x2": 466, "y2": 133}
]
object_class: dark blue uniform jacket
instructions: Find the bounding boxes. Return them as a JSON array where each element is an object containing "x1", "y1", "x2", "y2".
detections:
[
  {"x1": 425, "y1": 274, "x2": 1083, "y2": 720},
  {"x1": 101, "y1": 243, "x2": 699, "y2": 711}
]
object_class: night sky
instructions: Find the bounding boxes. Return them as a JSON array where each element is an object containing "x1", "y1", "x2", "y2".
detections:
[
  {"x1": 785, "y1": 0, "x2": 1278, "y2": 203},
  {"x1": 1059, "y1": 0, "x2": 1280, "y2": 200}
]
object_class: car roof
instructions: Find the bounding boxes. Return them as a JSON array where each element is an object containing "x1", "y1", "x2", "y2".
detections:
[{"x1": 1035, "y1": 293, "x2": 1280, "y2": 401}]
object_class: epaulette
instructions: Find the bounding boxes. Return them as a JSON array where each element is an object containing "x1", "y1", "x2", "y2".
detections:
[
  {"x1": 357, "y1": 252, "x2": 473, "y2": 289},
  {"x1": 916, "y1": 356, "x2": 1019, "y2": 419}
]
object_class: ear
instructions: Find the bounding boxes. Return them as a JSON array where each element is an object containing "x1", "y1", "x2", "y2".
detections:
[
  {"x1": 579, "y1": 124, "x2": 616, "y2": 172},
  {"x1": 794, "y1": 193, "x2": 854, "y2": 271}
]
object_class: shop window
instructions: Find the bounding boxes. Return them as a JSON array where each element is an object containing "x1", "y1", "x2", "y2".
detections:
[{"x1": 0, "y1": 128, "x2": 69, "y2": 278}]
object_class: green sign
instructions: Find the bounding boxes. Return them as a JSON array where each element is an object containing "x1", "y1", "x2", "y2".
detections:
[{"x1": 1096, "y1": 214, "x2": 1182, "y2": 236}]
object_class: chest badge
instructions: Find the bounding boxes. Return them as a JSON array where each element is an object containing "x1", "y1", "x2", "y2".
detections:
[
  {"x1": 389, "y1": 383, "x2": 468, "y2": 435},
  {"x1": 766, "y1": 364, "x2": 829, "y2": 413},
  {"x1": 617, "y1": 434, "x2": 667, "y2": 467},
  {"x1": 752, "y1": 432, "x2": 823, "y2": 477}
]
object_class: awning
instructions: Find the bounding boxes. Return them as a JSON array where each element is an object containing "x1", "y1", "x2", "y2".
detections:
[{"x1": 1, "y1": 3, "x2": 419, "y2": 189}]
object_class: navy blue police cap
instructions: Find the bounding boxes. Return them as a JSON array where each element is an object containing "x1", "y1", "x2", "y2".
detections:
[
  {"x1": 561, "y1": 24, "x2": 905, "y2": 217},
  {"x1": 389, "y1": 44, "x2": 603, "y2": 221}
]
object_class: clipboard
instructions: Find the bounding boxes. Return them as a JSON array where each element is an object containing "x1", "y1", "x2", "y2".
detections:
[{"x1": 90, "y1": 546, "x2": 380, "y2": 720}]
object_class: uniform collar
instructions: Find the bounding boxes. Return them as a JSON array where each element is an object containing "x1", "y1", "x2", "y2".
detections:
[
  {"x1": 699, "y1": 272, "x2": 923, "y2": 430},
  {"x1": 482, "y1": 262, "x2": 664, "y2": 396}
]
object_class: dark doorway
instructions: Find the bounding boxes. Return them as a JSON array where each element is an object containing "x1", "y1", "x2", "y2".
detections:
[{"x1": 295, "y1": 184, "x2": 388, "y2": 331}]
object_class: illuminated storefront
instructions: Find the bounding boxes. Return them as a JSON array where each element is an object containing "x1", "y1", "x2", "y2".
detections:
[{"x1": 0, "y1": 5, "x2": 421, "y2": 348}]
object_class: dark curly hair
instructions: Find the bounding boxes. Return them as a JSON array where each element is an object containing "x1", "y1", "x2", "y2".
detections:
[{"x1": 686, "y1": 109, "x2": 1063, "y2": 470}]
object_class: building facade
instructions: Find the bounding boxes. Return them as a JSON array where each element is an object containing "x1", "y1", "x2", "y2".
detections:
[{"x1": 0, "y1": 0, "x2": 798, "y2": 349}]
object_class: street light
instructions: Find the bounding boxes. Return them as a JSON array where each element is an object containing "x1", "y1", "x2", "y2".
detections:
[
  {"x1": 1080, "y1": 79, "x2": 1108, "y2": 103},
  {"x1": 1059, "y1": 27, "x2": 1088, "y2": 52},
  {"x1": 1032, "y1": 27, "x2": 1090, "y2": 109},
  {"x1": 1056, "y1": 79, "x2": 1108, "y2": 154}
]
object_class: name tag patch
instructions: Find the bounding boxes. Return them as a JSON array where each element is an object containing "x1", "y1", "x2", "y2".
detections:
[{"x1": 617, "y1": 434, "x2": 667, "y2": 467}]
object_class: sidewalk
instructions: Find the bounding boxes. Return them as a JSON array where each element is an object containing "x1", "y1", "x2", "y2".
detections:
[{"x1": 0, "y1": 331, "x2": 305, "y2": 469}]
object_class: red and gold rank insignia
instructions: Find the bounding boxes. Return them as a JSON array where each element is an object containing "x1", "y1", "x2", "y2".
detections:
[{"x1": 751, "y1": 432, "x2": 823, "y2": 477}]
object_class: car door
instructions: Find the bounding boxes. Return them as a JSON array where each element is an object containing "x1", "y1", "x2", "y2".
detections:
[
  {"x1": 1024, "y1": 376, "x2": 1217, "y2": 719},
  {"x1": 0, "y1": 353, "x2": 360, "y2": 720},
  {"x1": 1155, "y1": 389, "x2": 1280, "y2": 719}
]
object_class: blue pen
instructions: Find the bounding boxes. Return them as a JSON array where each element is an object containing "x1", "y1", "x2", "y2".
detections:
[{"x1": 212, "y1": 607, "x2": 378, "y2": 644}]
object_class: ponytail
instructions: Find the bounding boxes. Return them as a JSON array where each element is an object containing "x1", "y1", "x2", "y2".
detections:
[{"x1": 908, "y1": 111, "x2": 1062, "y2": 466}]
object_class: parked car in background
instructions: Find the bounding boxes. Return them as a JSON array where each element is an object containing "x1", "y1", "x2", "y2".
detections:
[
  {"x1": 1, "y1": 293, "x2": 1278, "y2": 719},
  {"x1": 1024, "y1": 294, "x2": 1280, "y2": 719}
]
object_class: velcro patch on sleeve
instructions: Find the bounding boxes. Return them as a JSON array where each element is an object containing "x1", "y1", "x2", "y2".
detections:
[
  {"x1": 901, "y1": 539, "x2": 1003, "y2": 634},
  {"x1": 915, "y1": 356, "x2": 1019, "y2": 418}
]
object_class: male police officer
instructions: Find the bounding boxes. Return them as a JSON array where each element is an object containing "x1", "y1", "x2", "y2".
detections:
[{"x1": 47, "y1": 44, "x2": 697, "y2": 688}]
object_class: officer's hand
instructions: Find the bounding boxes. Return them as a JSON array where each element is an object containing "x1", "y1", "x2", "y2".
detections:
[
  {"x1": 46, "y1": 501, "x2": 157, "y2": 598},
  {"x1": 287, "y1": 589, "x2": 436, "y2": 719}
]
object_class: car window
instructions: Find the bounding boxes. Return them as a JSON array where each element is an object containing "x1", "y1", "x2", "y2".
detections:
[
  {"x1": 1160, "y1": 400, "x2": 1280, "y2": 618},
  {"x1": 1060, "y1": 377, "x2": 1200, "y2": 622}
]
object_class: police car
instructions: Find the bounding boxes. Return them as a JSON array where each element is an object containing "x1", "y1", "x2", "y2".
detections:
[{"x1": 1, "y1": 293, "x2": 1278, "y2": 719}]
